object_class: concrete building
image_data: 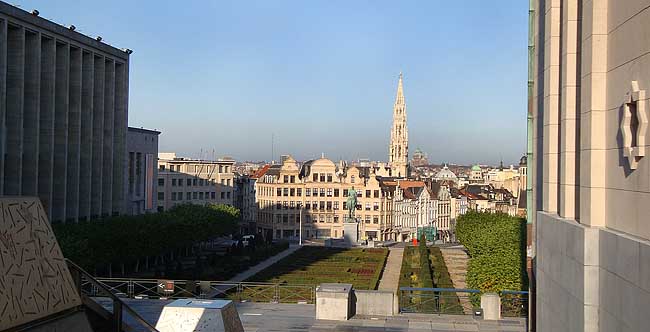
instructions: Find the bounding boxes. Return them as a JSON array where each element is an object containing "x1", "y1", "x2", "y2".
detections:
[
  {"x1": 392, "y1": 181, "x2": 435, "y2": 242},
  {"x1": 531, "y1": 1, "x2": 650, "y2": 330},
  {"x1": 0, "y1": 3, "x2": 130, "y2": 222},
  {"x1": 126, "y1": 127, "x2": 160, "y2": 215},
  {"x1": 389, "y1": 73, "x2": 409, "y2": 178},
  {"x1": 254, "y1": 155, "x2": 395, "y2": 241},
  {"x1": 157, "y1": 153, "x2": 235, "y2": 211}
]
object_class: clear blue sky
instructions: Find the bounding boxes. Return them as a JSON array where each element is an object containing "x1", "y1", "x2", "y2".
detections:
[{"x1": 17, "y1": 0, "x2": 527, "y2": 166}]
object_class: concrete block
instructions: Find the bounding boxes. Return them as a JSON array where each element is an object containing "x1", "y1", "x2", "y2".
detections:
[
  {"x1": 480, "y1": 293, "x2": 500, "y2": 320},
  {"x1": 155, "y1": 299, "x2": 243, "y2": 332},
  {"x1": 316, "y1": 283, "x2": 353, "y2": 321},
  {"x1": 354, "y1": 290, "x2": 394, "y2": 316}
]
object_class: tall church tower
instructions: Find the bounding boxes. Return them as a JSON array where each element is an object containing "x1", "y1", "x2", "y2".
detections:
[{"x1": 389, "y1": 73, "x2": 409, "y2": 178}]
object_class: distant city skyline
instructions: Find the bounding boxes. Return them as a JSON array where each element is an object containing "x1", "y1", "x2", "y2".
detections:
[{"x1": 16, "y1": 0, "x2": 528, "y2": 165}]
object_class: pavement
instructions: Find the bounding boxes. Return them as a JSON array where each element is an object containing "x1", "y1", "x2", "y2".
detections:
[
  {"x1": 378, "y1": 247, "x2": 405, "y2": 293},
  {"x1": 95, "y1": 298, "x2": 527, "y2": 332},
  {"x1": 439, "y1": 246, "x2": 472, "y2": 314}
]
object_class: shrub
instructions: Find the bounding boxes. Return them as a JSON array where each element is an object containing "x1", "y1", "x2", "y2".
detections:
[{"x1": 455, "y1": 211, "x2": 527, "y2": 295}]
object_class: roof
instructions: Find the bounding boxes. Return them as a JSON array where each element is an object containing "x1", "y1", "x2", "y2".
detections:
[
  {"x1": 251, "y1": 164, "x2": 271, "y2": 179},
  {"x1": 471, "y1": 165, "x2": 482, "y2": 171},
  {"x1": 128, "y1": 127, "x2": 161, "y2": 135}
]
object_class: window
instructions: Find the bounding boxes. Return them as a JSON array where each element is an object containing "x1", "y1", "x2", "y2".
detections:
[
  {"x1": 283, "y1": 201, "x2": 288, "y2": 209},
  {"x1": 297, "y1": 188, "x2": 302, "y2": 196},
  {"x1": 178, "y1": 179, "x2": 183, "y2": 187},
  {"x1": 221, "y1": 192, "x2": 225, "y2": 199},
  {"x1": 227, "y1": 192, "x2": 231, "y2": 199},
  {"x1": 199, "y1": 192, "x2": 204, "y2": 199},
  {"x1": 327, "y1": 188, "x2": 333, "y2": 197},
  {"x1": 365, "y1": 216, "x2": 371, "y2": 224},
  {"x1": 199, "y1": 179, "x2": 204, "y2": 186},
  {"x1": 319, "y1": 215, "x2": 325, "y2": 223},
  {"x1": 158, "y1": 192, "x2": 164, "y2": 200},
  {"x1": 343, "y1": 189, "x2": 348, "y2": 197},
  {"x1": 159, "y1": 165, "x2": 165, "y2": 171},
  {"x1": 276, "y1": 201, "x2": 282, "y2": 209},
  {"x1": 284, "y1": 175, "x2": 289, "y2": 183},
  {"x1": 334, "y1": 201, "x2": 339, "y2": 210},
  {"x1": 373, "y1": 217, "x2": 379, "y2": 224},
  {"x1": 297, "y1": 202, "x2": 302, "y2": 209},
  {"x1": 320, "y1": 174, "x2": 325, "y2": 182},
  {"x1": 171, "y1": 192, "x2": 176, "y2": 201},
  {"x1": 306, "y1": 188, "x2": 311, "y2": 196},
  {"x1": 290, "y1": 175, "x2": 295, "y2": 183},
  {"x1": 193, "y1": 179, "x2": 197, "y2": 186},
  {"x1": 343, "y1": 202, "x2": 348, "y2": 210},
  {"x1": 305, "y1": 215, "x2": 311, "y2": 223},
  {"x1": 290, "y1": 188, "x2": 295, "y2": 196},
  {"x1": 172, "y1": 179, "x2": 177, "y2": 186},
  {"x1": 211, "y1": 192, "x2": 216, "y2": 199},
  {"x1": 320, "y1": 188, "x2": 325, "y2": 197},
  {"x1": 320, "y1": 201, "x2": 325, "y2": 210},
  {"x1": 327, "y1": 174, "x2": 332, "y2": 182},
  {"x1": 351, "y1": 175, "x2": 355, "y2": 183},
  {"x1": 290, "y1": 201, "x2": 295, "y2": 209},
  {"x1": 187, "y1": 179, "x2": 192, "y2": 186},
  {"x1": 305, "y1": 202, "x2": 311, "y2": 209},
  {"x1": 313, "y1": 173, "x2": 318, "y2": 182},
  {"x1": 158, "y1": 178, "x2": 164, "y2": 186},
  {"x1": 366, "y1": 190, "x2": 371, "y2": 198},
  {"x1": 334, "y1": 216, "x2": 339, "y2": 223},
  {"x1": 374, "y1": 190, "x2": 379, "y2": 198},
  {"x1": 334, "y1": 189, "x2": 339, "y2": 197},
  {"x1": 313, "y1": 201, "x2": 318, "y2": 209},
  {"x1": 283, "y1": 188, "x2": 289, "y2": 196},
  {"x1": 277, "y1": 188, "x2": 282, "y2": 196},
  {"x1": 283, "y1": 215, "x2": 288, "y2": 223},
  {"x1": 327, "y1": 201, "x2": 332, "y2": 210},
  {"x1": 326, "y1": 215, "x2": 332, "y2": 223},
  {"x1": 373, "y1": 202, "x2": 379, "y2": 211},
  {"x1": 357, "y1": 190, "x2": 362, "y2": 197},
  {"x1": 365, "y1": 203, "x2": 371, "y2": 211},
  {"x1": 157, "y1": 206, "x2": 164, "y2": 212}
]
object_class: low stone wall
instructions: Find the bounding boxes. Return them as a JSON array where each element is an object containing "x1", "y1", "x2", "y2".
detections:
[{"x1": 354, "y1": 290, "x2": 395, "y2": 316}]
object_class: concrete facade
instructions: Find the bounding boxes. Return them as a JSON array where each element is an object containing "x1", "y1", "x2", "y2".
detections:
[
  {"x1": 126, "y1": 127, "x2": 159, "y2": 215},
  {"x1": 532, "y1": 0, "x2": 650, "y2": 331},
  {"x1": 157, "y1": 153, "x2": 235, "y2": 211},
  {"x1": 0, "y1": 3, "x2": 130, "y2": 222}
]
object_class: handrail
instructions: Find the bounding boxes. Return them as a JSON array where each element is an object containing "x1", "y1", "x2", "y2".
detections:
[
  {"x1": 500, "y1": 290, "x2": 529, "y2": 295},
  {"x1": 66, "y1": 259, "x2": 160, "y2": 332},
  {"x1": 399, "y1": 287, "x2": 481, "y2": 293}
]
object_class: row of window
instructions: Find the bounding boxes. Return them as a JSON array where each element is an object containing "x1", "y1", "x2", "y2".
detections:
[
  {"x1": 158, "y1": 178, "x2": 232, "y2": 187},
  {"x1": 273, "y1": 201, "x2": 380, "y2": 211},
  {"x1": 272, "y1": 214, "x2": 380, "y2": 224},
  {"x1": 270, "y1": 187, "x2": 381, "y2": 198},
  {"x1": 158, "y1": 191, "x2": 231, "y2": 201},
  {"x1": 160, "y1": 164, "x2": 231, "y2": 173}
]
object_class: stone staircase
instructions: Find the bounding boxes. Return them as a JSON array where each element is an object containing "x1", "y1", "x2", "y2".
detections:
[
  {"x1": 378, "y1": 247, "x2": 405, "y2": 293},
  {"x1": 439, "y1": 246, "x2": 473, "y2": 314}
]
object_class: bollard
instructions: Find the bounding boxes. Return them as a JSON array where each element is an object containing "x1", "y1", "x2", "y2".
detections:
[{"x1": 480, "y1": 293, "x2": 501, "y2": 320}]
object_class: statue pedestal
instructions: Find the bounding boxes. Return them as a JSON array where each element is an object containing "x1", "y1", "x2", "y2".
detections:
[{"x1": 343, "y1": 219, "x2": 359, "y2": 245}]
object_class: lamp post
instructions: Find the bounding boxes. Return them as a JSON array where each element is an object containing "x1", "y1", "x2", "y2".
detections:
[{"x1": 299, "y1": 205, "x2": 303, "y2": 245}]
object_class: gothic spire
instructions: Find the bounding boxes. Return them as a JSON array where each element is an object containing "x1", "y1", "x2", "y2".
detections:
[{"x1": 395, "y1": 72, "x2": 405, "y2": 106}]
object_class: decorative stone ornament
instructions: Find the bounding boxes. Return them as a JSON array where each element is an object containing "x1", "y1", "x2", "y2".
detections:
[{"x1": 620, "y1": 81, "x2": 647, "y2": 170}]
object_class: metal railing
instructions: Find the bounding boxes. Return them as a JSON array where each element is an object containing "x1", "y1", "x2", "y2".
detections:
[
  {"x1": 399, "y1": 287, "x2": 480, "y2": 315},
  {"x1": 66, "y1": 260, "x2": 160, "y2": 332},
  {"x1": 81, "y1": 277, "x2": 316, "y2": 304},
  {"x1": 500, "y1": 290, "x2": 529, "y2": 318}
]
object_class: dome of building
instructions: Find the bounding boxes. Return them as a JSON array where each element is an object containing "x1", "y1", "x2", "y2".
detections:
[
  {"x1": 519, "y1": 155, "x2": 528, "y2": 166},
  {"x1": 471, "y1": 164, "x2": 482, "y2": 172},
  {"x1": 434, "y1": 165, "x2": 458, "y2": 181}
]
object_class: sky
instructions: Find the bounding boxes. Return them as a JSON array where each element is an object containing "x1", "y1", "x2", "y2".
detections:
[{"x1": 17, "y1": 0, "x2": 528, "y2": 166}]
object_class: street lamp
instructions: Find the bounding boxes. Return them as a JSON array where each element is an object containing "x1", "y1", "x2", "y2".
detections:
[{"x1": 299, "y1": 205, "x2": 303, "y2": 245}]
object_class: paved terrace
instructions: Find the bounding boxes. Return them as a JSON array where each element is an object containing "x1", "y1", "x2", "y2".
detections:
[{"x1": 95, "y1": 298, "x2": 526, "y2": 332}]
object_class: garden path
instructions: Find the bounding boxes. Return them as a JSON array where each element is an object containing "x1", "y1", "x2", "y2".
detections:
[
  {"x1": 378, "y1": 247, "x2": 405, "y2": 293},
  {"x1": 439, "y1": 245, "x2": 473, "y2": 314}
]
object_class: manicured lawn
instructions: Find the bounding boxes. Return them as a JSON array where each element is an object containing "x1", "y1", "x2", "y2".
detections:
[
  {"x1": 232, "y1": 247, "x2": 388, "y2": 303},
  {"x1": 248, "y1": 246, "x2": 388, "y2": 289}
]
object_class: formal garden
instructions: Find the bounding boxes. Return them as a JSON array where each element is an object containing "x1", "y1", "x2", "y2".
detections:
[
  {"x1": 455, "y1": 211, "x2": 528, "y2": 315},
  {"x1": 232, "y1": 247, "x2": 388, "y2": 302},
  {"x1": 398, "y1": 237, "x2": 461, "y2": 314}
]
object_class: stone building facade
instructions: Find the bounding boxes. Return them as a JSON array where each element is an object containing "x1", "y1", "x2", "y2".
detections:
[
  {"x1": 126, "y1": 127, "x2": 160, "y2": 215},
  {"x1": 0, "y1": 3, "x2": 130, "y2": 222},
  {"x1": 157, "y1": 153, "x2": 235, "y2": 211},
  {"x1": 531, "y1": 0, "x2": 650, "y2": 330},
  {"x1": 389, "y1": 73, "x2": 409, "y2": 178},
  {"x1": 255, "y1": 156, "x2": 395, "y2": 241}
]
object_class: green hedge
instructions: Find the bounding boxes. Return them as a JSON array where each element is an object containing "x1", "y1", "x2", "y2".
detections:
[
  {"x1": 455, "y1": 211, "x2": 527, "y2": 294},
  {"x1": 53, "y1": 203, "x2": 239, "y2": 271}
]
